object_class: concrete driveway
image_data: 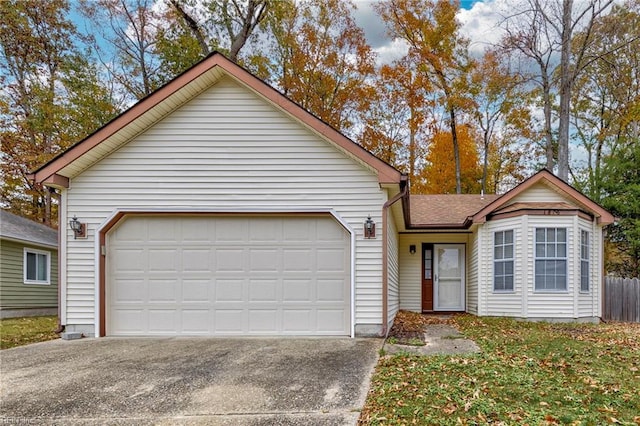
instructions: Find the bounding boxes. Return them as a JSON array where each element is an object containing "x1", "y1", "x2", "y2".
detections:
[{"x1": 0, "y1": 337, "x2": 382, "y2": 425}]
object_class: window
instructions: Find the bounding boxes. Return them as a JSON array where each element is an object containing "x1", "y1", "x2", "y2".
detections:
[
  {"x1": 580, "y1": 230, "x2": 590, "y2": 292},
  {"x1": 494, "y1": 230, "x2": 514, "y2": 291},
  {"x1": 23, "y1": 248, "x2": 50, "y2": 285},
  {"x1": 535, "y1": 228, "x2": 567, "y2": 291}
]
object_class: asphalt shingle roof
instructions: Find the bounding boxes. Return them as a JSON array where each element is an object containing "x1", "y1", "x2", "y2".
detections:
[
  {"x1": 0, "y1": 210, "x2": 57, "y2": 248},
  {"x1": 410, "y1": 194, "x2": 501, "y2": 226}
]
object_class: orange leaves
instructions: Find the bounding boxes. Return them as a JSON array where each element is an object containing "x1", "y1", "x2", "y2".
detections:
[
  {"x1": 420, "y1": 125, "x2": 482, "y2": 194},
  {"x1": 270, "y1": 0, "x2": 375, "y2": 134}
]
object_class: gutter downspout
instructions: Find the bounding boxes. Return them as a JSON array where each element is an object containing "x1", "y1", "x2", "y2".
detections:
[
  {"x1": 52, "y1": 188, "x2": 65, "y2": 334},
  {"x1": 382, "y1": 176, "x2": 409, "y2": 336}
]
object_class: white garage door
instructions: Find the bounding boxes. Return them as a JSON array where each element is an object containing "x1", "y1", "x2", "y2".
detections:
[{"x1": 107, "y1": 215, "x2": 351, "y2": 336}]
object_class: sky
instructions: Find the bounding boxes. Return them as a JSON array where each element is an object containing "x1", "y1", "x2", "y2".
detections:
[{"x1": 350, "y1": 0, "x2": 506, "y2": 63}]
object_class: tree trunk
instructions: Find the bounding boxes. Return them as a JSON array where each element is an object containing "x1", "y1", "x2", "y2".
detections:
[
  {"x1": 557, "y1": 0, "x2": 573, "y2": 181},
  {"x1": 449, "y1": 107, "x2": 462, "y2": 194},
  {"x1": 169, "y1": 0, "x2": 210, "y2": 56},
  {"x1": 481, "y1": 129, "x2": 489, "y2": 194}
]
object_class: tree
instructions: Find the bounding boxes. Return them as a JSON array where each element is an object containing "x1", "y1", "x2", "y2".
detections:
[
  {"x1": 501, "y1": 0, "x2": 615, "y2": 181},
  {"x1": 470, "y1": 49, "x2": 533, "y2": 193},
  {"x1": 420, "y1": 125, "x2": 482, "y2": 194},
  {"x1": 166, "y1": 0, "x2": 270, "y2": 62},
  {"x1": 600, "y1": 141, "x2": 640, "y2": 277},
  {"x1": 80, "y1": 0, "x2": 162, "y2": 100},
  {"x1": 570, "y1": 2, "x2": 640, "y2": 200},
  {"x1": 359, "y1": 56, "x2": 433, "y2": 191},
  {"x1": 266, "y1": 0, "x2": 376, "y2": 135},
  {"x1": 0, "y1": 0, "x2": 117, "y2": 225},
  {"x1": 377, "y1": 0, "x2": 475, "y2": 194}
]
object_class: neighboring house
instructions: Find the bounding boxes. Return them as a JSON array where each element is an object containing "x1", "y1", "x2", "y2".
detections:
[
  {"x1": 29, "y1": 53, "x2": 613, "y2": 338},
  {"x1": 0, "y1": 210, "x2": 58, "y2": 319}
]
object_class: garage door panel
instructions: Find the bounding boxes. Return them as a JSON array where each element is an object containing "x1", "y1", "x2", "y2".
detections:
[
  {"x1": 216, "y1": 249, "x2": 244, "y2": 271},
  {"x1": 317, "y1": 279, "x2": 346, "y2": 301},
  {"x1": 215, "y1": 219, "x2": 247, "y2": 241},
  {"x1": 283, "y1": 249, "x2": 312, "y2": 271},
  {"x1": 249, "y1": 279, "x2": 278, "y2": 302},
  {"x1": 215, "y1": 279, "x2": 244, "y2": 302},
  {"x1": 147, "y1": 279, "x2": 178, "y2": 302},
  {"x1": 182, "y1": 279, "x2": 211, "y2": 303},
  {"x1": 249, "y1": 219, "x2": 281, "y2": 241},
  {"x1": 282, "y1": 279, "x2": 311, "y2": 301},
  {"x1": 283, "y1": 310, "x2": 312, "y2": 331},
  {"x1": 113, "y1": 279, "x2": 145, "y2": 303},
  {"x1": 148, "y1": 309, "x2": 177, "y2": 333},
  {"x1": 317, "y1": 248, "x2": 347, "y2": 272},
  {"x1": 248, "y1": 310, "x2": 278, "y2": 333},
  {"x1": 249, "y1": 249, "x2": 279, "y2": 271},
  {"x1": 108, "y1": 215, "x2": 350, "y2": 336},
  {"x1": 147, "y1": 218, "x2": 178, "y2": 242},
  {"x1": 113, "y1": 249, "x2": 145, "y2": 272},
  {"x1": 183, "y1": 249, "x2": 211, "y2": 271},
  {"x1": 317, "y1": 310, "x2": 346, "y2": 332},
  {"x1": 182, "y1": 310, "x2": 210, "y2": 333},
  {"x1": 215, "y1": 310, "x2": 244, "y2": 333}
]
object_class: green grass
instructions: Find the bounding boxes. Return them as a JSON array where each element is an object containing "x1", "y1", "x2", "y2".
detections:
[
  {"x1": 360, "y1": 315, "x2": 640, "y2": 425},
  {"x1": 0, "y1": 316, "x2": 59, "y2": 350}
]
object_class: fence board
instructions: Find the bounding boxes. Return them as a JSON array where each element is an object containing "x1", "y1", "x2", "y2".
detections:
[{"x1": 604, "y1": 276, "x2": 640, "y2": 323}]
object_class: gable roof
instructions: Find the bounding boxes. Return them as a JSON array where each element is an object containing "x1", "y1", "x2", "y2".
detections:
[
  {"x1": 0, "y1": 210, "x2": 58, "y2": 248},
  {"x1": 410, "y1": 194, "x2": 500, "y2": 228},
  {"x1": 472, "y1": 169, "x2": 614, "y2": 225},
  {"x1": 29, "y1": 52, "x2": 402, "y2": 189},
  {"x1": 406, "y1": 170, "x2": 613, "y2": 229}
]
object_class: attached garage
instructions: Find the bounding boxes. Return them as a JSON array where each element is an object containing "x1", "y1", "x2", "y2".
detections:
[{"x1": 106, "y1": 214, "x2": 352, "y2": 336}]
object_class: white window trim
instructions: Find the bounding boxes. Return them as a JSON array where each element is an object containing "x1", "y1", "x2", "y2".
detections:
[
  {"x1": 493, "y1": 229, "x2": 515, "y2": 293},
  {"x1": 534, "y1": 227, "x2": 568, "y2": 293},
  {"x1": 23, "y1": 247, "x2": 51, "y2": 285},
  {"x1": 580, "y1": 229, "x2": 590, "y2": 293}
]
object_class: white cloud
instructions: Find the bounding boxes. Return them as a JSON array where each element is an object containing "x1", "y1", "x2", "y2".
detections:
[{"x1": 457, "y1": 0, "x2": 511, "y2": 57}]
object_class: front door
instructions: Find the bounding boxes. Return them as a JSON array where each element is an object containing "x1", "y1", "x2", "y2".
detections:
[{"x1": 434, "y1": 244, "x2": 465, "y2": 311}]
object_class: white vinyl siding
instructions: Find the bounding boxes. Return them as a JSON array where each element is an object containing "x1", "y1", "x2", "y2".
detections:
[
  {"x1": 387, "y1": 212, "x2": 400, "y2": 327},
  {"x1": 494, "y1": 230, "x2": 514, "y2": 292},
  {"x1": 466, "y1": 229, "x2": 479, "y2": 315},
  {"x1": 580, "y1": 230, "x2": 590, "y2": 292},
  {"x1": 63, "y1": 77, "x2": 389, "y2": 332},
  {"x1": 23, "y1": 248, "x2": 51, "y2": 285},
  {"x1": 578, "y1": 218, "x2": 600, "y2": 318},
  {"x1": 510, "y1": 183, "x2": 568, "y2": 203},
  {"x1": 481, "y1": 218, "x2": 522, "y2": 317}
]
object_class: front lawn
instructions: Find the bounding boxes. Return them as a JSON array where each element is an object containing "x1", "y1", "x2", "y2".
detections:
[
  {"x1": 0, "y1": 316, "x2": 59, "y2": 350},
  {"x1": 360, "y1": 315, "x2": 640, "y2": 425}
]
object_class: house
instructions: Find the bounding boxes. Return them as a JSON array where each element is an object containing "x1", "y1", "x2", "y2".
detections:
[
  {"x1": 1, "y1": 210, "x2": 58, "y2": 319},
  {"x1": 29, "y1": 52, "x2": 614, "y2": 338}
]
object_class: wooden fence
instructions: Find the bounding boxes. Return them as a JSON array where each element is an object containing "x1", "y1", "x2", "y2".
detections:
[{"x1": 603, "y1": 276, "x2": 640, "y2": 323}]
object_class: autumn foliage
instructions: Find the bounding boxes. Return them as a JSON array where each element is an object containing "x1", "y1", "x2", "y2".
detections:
[{"x1": 419, "y1": 125, "x2": 482, "y2": 194}]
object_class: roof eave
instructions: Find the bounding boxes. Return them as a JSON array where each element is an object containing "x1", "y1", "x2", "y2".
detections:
[{"x1": 31, "y1": 52, "x2": 402, "y2": 187}]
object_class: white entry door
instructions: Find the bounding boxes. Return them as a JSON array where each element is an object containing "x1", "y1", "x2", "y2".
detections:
[{"x1": 434, "y1": 244, "x2": 465, "y2": 311}]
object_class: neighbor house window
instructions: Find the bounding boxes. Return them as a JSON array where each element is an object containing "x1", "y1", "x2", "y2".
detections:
[
  {"x1": 23, "y1": 248, "x2": 50, "y2": 285},
  {"x1": 494, "y1": 230, "x2": 514, "y2": 291},
  {"x1": 535, "y1": 228, "x2": 567, "y2": 291},
  {"x1": 580, "y1": 230, "x2": 590, "y2": 292}
]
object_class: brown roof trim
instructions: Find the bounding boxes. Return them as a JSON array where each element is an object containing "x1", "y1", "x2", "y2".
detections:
[
  {"x1": 472, "y1": 169, "x2": 614, "y2": 225},
  {"x1": 488, "y1": 208, "x2": 593, "y2": 222},
  {"x1": 32, "y1": 52, "x2": 401, "y2": 186}
]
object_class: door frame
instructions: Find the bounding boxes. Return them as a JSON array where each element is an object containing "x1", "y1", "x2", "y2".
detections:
[{"x1": 433, "y1": 243, "x2": 466, "y2": 311}]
